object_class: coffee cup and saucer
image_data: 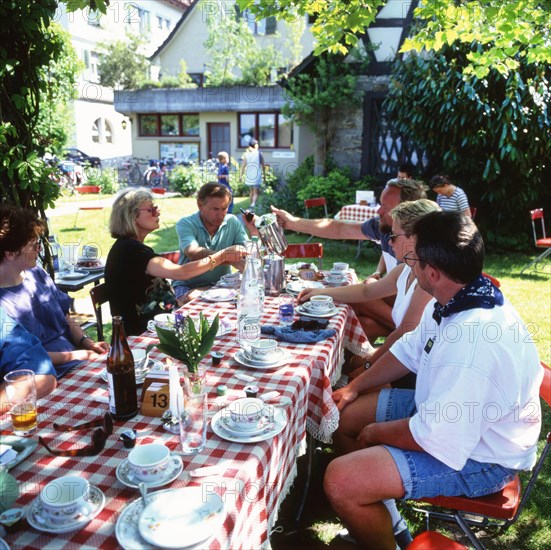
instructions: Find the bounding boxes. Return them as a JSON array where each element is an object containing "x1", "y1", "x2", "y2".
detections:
[
  {"x1": 326, "y1": 270, "x2": 348, "y2": 285},
  {"x1": 147, "y1": 313, "x2": 176, "y2": 333},
  {"x1": 26, "y1": 475, "x2": 105, "y2": 533},
  {"x1": 234, "y1": 339, "x2": 291, "y2": 369},
  {"x1": 116, "y1": 443, "x2": 183, "y2": 489},
  {"x1": 298, "y1": 295, "x2": 336, "y2": 317}
]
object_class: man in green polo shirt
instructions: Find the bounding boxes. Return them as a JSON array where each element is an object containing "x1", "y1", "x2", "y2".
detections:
[{"x1": 173, "y1": 182, "x2": 248, "y2": 304}]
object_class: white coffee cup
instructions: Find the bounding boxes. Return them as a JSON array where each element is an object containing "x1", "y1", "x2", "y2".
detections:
[
  {"x1": 248, "y1": 339, "x2": 279, "y2": 362},
  {"x1": 39, "y1": 475, "x2": 93, "y2": 524},
  {"x1": 128, "y1": 443, "x2": 171, "y2": 483},
  {"x1": 227, "y1": 398, "x2": 265, "y2": 432},
  {"x1": 332, "y1": 262, "x2": 349, "y2": 272},
  {"x1": 327, "y1": 270, "x2": 347, "y2": 284},
  {"x1": 147, "y1": 313, "x2": 176, "y2": 332},
  {"x1": 307, "y1": 295, "x2": 334, "y2": 312},
  {"x1": 132, "y1": 348, "x2": 148, "y2": 371},
  {"x1": 221, "y1": 272, "x2": 240, "y2": 282}
]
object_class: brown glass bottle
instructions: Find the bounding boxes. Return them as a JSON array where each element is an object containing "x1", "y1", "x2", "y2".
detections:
[{"x1": 106, "y1": 316, "x2": 138, "y2": 420}]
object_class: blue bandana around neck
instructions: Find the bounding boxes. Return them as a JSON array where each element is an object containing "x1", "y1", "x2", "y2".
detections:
[{"x1": 432, "y1": 273, "x2": 504, "y2": 325}]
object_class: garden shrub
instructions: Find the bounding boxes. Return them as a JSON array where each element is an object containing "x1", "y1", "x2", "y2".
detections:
[
  {"x1": 86, "y1": 167, "x2": 118, "y2": 194},
  {"x1": 168, "y1": 165, "x2": 202, "y2": 197}
]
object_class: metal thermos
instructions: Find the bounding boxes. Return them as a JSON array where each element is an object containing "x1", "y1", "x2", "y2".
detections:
[
  {"x1": 255, "y1": 214, "x2": 288, "y2": 256},
  {"x1": 263, "y1": 253, "x2": 285, "y2": 296}
]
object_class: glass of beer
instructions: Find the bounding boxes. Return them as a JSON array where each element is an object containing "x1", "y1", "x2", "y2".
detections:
[{"x1": 4, "y1": 370, "x2": 37, "y2": 435}]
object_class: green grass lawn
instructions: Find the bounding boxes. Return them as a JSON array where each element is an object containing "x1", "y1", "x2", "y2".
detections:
[{"x1": 49, "y1": 193, "x2": 551, "y2": 549}]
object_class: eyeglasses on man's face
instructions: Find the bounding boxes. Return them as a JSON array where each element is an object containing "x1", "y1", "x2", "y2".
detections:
[
  {"x1": 139, "y1": 205, "x2": 159, "y2": 215},
  {"x1": 23, "y1": 239, "x2": 43, "y2": 252},
  {"x1": 403, "y1": 252, "x2": 423, "y2": 267}
]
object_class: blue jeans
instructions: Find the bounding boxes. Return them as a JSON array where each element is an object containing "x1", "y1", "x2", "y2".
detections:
[{"x1": 376, "y1": 389, "x2": 517, "y2": 500}]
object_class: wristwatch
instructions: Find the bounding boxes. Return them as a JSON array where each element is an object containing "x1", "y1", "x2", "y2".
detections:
[{"x1": 365, "y1": 361, "x2": 371, "y2": 370}]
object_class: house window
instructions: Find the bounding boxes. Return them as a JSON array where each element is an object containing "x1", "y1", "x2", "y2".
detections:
[
  {"x1": 188, "y1": 73, "x2": 204, "y2": 87},
  {"x1": 87, "y1": 9, "x2": 101, "y2": 26},
  {"x1": 238, "y1": 112, "x2": 292, "y2": 148},
  {"x1": 160, "y1": 115, "x2": 179, "y2": 136},
  {"x1": 138, "y1": 7, "x2": 150, "y2": 33},
  {"x1": 157, "y1": 15, "x2": 163, "y2": 29},
  {"x1": 165, "y1": 19, "x2": 171, "y2": 30},
  {"x1": 91, "y1": 117, "x2": 113, "y2": 144},
  {"x1": 138, "y1": 114, "x2": 199, "y2": 137},
  {"x1": 241, "y1": 9, "x2": 276, "y2": 35},
  {"x1": 140, "y1": 115, "x2": 158, "y2": 136}
]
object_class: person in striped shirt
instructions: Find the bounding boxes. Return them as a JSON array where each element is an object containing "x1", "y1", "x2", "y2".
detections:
[{"x1": 429, "y1": 175, "x2": 471, "y2": 217}]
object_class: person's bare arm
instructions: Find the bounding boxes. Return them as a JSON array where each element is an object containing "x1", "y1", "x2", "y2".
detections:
[
  {"x1": 270, "y1": 205, "x2": 367, "y2": 240},
  {"x1": 364, "y1": 255, "x2": 387, "y2": 282},
  {"x1": 462, "y1": 207, "x2": 472, "y2": 218},
  {"x1": 357, "y1": 418, "x2": 423, "y2": 451},
  {"x1": 0, "y1": 375, "x2": 56, "y2": 403},
  {"x1": 146, "y1": 245, "x2": 246, "y2": 281}
]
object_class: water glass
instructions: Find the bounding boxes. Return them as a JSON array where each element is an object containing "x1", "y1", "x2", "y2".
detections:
[
  {"x1": 4, "y1": 369, "x2": 38, "y2": 435},
  {"x1": 179, "y1": 394, "x2": 207, "y2": 454},
  {"x1": 278, "y1": 294, "x2": 295, "y2": 326}
]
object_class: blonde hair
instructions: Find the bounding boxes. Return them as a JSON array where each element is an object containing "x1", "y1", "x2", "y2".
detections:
[
  {"x1": 390, "y1": 199, "x2": 441, "y2": 235},
  {"x1": 109, "y1": 187, "x2": 154, "y2": 238},
  {"x1": 217, "y1": 151, "x2": 229, "y2": 162}
]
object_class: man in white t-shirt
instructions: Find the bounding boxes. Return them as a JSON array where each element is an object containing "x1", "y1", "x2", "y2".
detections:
[{"x1": 326, "y1": 211, "x2": 543, "y2": 549}]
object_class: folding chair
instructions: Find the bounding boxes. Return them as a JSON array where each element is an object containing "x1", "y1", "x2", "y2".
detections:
[
  {"x1": 409, "y1": 362, "x2": 551, "y2": 550},
  {"x1": 304, "y1": 197, "x2": 328, "y2": 243},
  {"x1": 408, "y1": 531, "x2": 467, "y2": 549},
  {"x1": 89, "y1": 283, "x2": 109, "y2": 341},
  {"x1": 470, "y1": 206, "x2": 477, "y2": 219},
  {"x1": 284, "y1": 242, "x2": 323, "y2": 269},
  {"x1": 520, "y1": 208, "x2": 551, "y2": 275},
  {"x1": 73, "y1": 205, "x2": 105, "y2": 228}
]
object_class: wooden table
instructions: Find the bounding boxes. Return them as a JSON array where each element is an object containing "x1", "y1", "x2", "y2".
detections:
[
  {"x1": 54, "y1": 269, "x2": 104, "y2": 293},
  {"x1": 2, "y1": 294, "x2": 368, "y2": 549}
]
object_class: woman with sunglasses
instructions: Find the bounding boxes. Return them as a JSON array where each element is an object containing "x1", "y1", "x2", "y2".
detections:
[
  {"x1": 298, "y1": 199, "x2": 440, "y2": 385},
  {"x1": 105, "y1": 187, "x2": 246, "y2": 335},
  {"x1": 0, "y1": 206, "x2": 109, "y2": 378}
]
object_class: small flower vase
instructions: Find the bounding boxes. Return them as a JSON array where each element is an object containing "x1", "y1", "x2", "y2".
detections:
[{"x1": 184, "y1": 365, "x2": 206, "y2": 396}]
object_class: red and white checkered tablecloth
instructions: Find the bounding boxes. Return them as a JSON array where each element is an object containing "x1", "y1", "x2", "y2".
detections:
[
  {"x1": 334, "y1": 204, "x2": 379, "y2": 223},
  {"x1": 3, "y1": 295, "x2": 367, "y2": 549}
]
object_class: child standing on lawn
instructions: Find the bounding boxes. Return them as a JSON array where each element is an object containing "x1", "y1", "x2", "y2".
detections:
[{"x1": 217, "y1": 151, "x2": 233, "y2": 213}]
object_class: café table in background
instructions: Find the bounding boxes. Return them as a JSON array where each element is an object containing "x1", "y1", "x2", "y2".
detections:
[
  {"x1": 2, "y1": 293, "x2": 368, "y2": 549},
  {"x1": 334, "y1": 204, "x2": 379, "y2": 258}
]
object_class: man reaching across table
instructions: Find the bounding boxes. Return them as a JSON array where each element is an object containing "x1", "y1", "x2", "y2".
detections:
[{"x1": 324, "y1": 211, "x2": 543, "y2": 549}]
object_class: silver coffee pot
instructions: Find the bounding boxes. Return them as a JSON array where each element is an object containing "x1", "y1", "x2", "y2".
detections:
[
  {"x1": 263, "y1": 253, "x2": 285, "y2": 296},
  {"x1": 255, "y1": 213, "x2": 288, "y2": 256}
]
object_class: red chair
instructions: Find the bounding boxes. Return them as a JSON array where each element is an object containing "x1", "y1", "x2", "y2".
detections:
[
  {"x1": 304, "y1": 197, "x2": 328, "y2": 243},
  {"x1": 409, "y1": 362, "x2": 551, "y2": 550},
  {"x1": 284, "y1": 242, "x2": 323, "y2": 269},
  {"x1": 521, "y1": 208, "x2": 551, "y2": 275},
  {"x1": 481, "y1": 272, "x2": 500, "y2": 287},
  {"x1": 469, "y1": 206, "x2": 477, "y2": 219},
  {"x1": 408, "y1": 531, "x2": 467, "y2": 549}
]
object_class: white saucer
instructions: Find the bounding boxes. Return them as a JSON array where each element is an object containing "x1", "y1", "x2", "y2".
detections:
[
  {"x1": 201, "y1": 288, "x2": 236, "y2": 302},
  {"x1": 116, "y1": 488, "x2": 222, "y2": 550},
  {"x1": 138, "y1": 487, "x2": 225, "y2": 548},
  {"x1": 26, "y1": 484, "x2": 105, "y2": 534},
  {"x1": 296, "y1": 304, "x2": 339, "y2": 318},
  {"x1": 211, "y1": 407, "x2": 287, "y2": 443},
  {"x1": 286, "y1": 280, "x2": 325, "y2": 294},
  {"x1": 220, "y1": 415, "x2": 271, "y2": 436},
  {"x1": 57, "y1": 270, "x2": 89, "y2": 280},
  {"x1": 234, "y1": 348, "x2": 292, "y2": 370},
  {"x1": 100, "y1": 360, "x2": 162, "y2": 385},
  {"x1": 116, "y1": 455, "x2": 183, "y2": 489}
]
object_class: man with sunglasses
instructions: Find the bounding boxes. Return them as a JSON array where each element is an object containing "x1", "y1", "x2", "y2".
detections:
[
  {"x1": 325, "y1": 212, "x2": 543, "y2": 549},
  {"x1": 173, "y1": 182, "x2": 250, "y2": 304}
]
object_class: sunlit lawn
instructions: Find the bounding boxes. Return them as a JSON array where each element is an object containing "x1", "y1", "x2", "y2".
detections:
[{"x1": 49, "y1": 193, "x2": 551, "y2": 549}]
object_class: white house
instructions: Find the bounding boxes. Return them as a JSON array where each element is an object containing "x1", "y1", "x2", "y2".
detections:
[{"x1": 56, "y1": 0, "x2": 190, "y2": 161}]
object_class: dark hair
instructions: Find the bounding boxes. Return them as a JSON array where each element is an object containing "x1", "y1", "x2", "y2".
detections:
[
  {"x1": 197, "y1": 182, "x2": 232, "y2": 204},
  {"x1": 429, "y1": 174, "x2": 452, "y2": 190},
  {"x1": 414, "y1": 211, "x2": 484, "y2": 284},
  {"x1": 398, "y1": 162, "x2": 415, "y2": 178},
  {"x1": 0, "y1": 206, "x2": 44, "y2": 262},
  {"x1": 386, "y1": 178, "x2": 428, "y2": 202}
]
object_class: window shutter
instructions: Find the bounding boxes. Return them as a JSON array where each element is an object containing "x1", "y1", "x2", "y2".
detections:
[{"x1": 266, "y1": 16, "x2": 277, "y2": 34}]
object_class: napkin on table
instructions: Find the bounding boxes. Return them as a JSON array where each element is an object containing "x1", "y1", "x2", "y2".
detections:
[
  {"x1": 0, "y1": 444, "x2": 18, "y2": 465},
  {"x1": 261, "y1": 325, "x2": 336, "y2": 343}
]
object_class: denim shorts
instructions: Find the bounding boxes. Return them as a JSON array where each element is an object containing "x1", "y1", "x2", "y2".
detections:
[{"x1": 376, "y1": 389, "x2": 517, "y2": 500}]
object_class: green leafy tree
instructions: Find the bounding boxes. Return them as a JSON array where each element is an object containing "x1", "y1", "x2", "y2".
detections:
[
  {"x1": 281, "y1": 53, "x2": 364, "y2": 176},
  {"x1": 237, "y1": 0, "x2": 551, "y2": 78},
  {"x1": 178, "y1": 60, "x2": 197, "y2": 89},
  {"x1": 384, "y1": 41, "x2": 551, "y2": 246},
  {"x1": 98, "y1": 34, "x2": 150, "y2": 90}
]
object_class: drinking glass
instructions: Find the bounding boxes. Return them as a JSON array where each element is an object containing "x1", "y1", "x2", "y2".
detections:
[
  {"x1": 4, "y1": 369, "x2": 38, "y2": 435},
  {"x1": 278, "y1": 293, "x2": 295, "y2": 326},
  {"x1": 179, "y1": 394, "x2": 207, "y2": 454}
]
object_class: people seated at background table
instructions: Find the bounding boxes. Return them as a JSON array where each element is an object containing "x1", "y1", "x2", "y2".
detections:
[
  {"x1": 429, "y1": 174, "x2": 471, "y2": 217},
  {"x1": 272, "y1": 178, "x2": 427, "y2": 339},
  {"x1": 173, "y1": 183, "x2": 248, "y2": 304},
  {"x1": 105, "y1": 187, "x2": 246, "y2": 336},
  {"x1": 397, "y1": 162, "x2": 415, "y2": 180},
  {"x1": 0, "y1": 306, "x2": 57, "y2": 400},
  {"x1": 325, "y1": 211, "x2": 542, "y2": 549},
  {"x1": 298, "y1": 199, "x2": 440, "y2": 387},
  {"x1": 0, "y1": 205, "x2": 109, "y2": 378}
]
